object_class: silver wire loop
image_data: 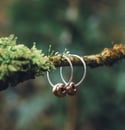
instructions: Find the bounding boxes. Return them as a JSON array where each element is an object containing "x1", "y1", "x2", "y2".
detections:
[
  {"x1": 60, "y1": 54, "x2": 86, "y2": 87},
  {"x1": 47, "y1": 55, "x2": 73, "y2": 87},
  {"x1": 60, "y1": 55, "x2": 74, "y2": 86}
]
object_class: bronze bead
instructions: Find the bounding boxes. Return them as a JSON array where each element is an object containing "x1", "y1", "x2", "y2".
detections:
[
  {"x1": 66, "y1": 82, "x2": 77, "y2": 96},
  {"x1": 52, "y1": 83, "x2": 66, "y2": 97}
]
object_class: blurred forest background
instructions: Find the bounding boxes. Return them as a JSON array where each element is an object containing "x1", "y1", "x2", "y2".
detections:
[{"x1": 1, "y1": 0, "x2": 125, "y2": 130}]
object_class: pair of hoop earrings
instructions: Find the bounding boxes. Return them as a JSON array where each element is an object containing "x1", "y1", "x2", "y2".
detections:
[{"x1": 47, "y1": 54, "x2": 87, "y2": 97}]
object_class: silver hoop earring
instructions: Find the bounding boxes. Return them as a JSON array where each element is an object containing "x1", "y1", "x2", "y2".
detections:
[
  {"x1": 47, "y1": 55, "x2": 73, "y2": 97},
  {"x1": 60, "y1": 54, "x2": 86, "y2": 96}
]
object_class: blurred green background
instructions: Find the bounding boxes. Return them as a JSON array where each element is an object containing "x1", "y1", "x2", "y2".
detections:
[{"x1": 1, "y1": 0, "x2": 125, "y2": 130}]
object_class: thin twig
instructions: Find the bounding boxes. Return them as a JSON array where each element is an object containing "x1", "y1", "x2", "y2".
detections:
[{"x1": 49, "y1": 44, "x2": 125, "y2": 67}]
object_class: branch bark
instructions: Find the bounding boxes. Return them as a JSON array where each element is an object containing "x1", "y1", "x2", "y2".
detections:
[{"x1": 50, "y1": 44, "x2": 125, "y2": 68}]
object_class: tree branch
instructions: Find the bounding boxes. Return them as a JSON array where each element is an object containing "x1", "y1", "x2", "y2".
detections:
[
  {"x1": 50, "y1": 44, "x2": 125, "y2": 68},
  {"x1": 0, "y1": 35, "x2": 125, "y2": 91}
]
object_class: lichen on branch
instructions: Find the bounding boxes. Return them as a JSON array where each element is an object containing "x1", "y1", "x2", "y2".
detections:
[
  {"x1": 84, "y1": 44, "x2": 125, "y2": 67},
  {"x1": 0, "y1": 35, "x2": 54, "y2": 90}
]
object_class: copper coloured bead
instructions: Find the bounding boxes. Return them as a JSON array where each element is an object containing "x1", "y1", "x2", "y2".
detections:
[
  {"x1": 66, "y1": 82, "x2": 77, "y2": 96},
  {"x1": 52, "y1": 83, "x2": 66, "y2": 97}
]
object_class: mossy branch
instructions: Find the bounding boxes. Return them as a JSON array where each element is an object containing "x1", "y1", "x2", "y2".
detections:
[
  {"x1": 0, "y1": 35, "x2": 54, "y2": 90},
  {"x1": 0, "y1": 35, "x2": 125, "y2": 90}
]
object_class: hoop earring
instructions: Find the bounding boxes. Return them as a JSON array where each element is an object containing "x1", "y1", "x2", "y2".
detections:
[
  {"x1": 47, "y1": 55, "x2": 73, "y2": 97},
  {"x1": 60, "y1": 54, "x2": 86, "y2": 96}
]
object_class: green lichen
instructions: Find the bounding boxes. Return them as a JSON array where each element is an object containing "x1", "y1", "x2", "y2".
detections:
[{"x1": 0, "y1": 35, "x2": 54, "y2": 90}]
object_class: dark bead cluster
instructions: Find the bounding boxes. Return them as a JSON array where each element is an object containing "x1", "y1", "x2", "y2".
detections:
[{"x1": 52, "y1": 82, "x2": 77, "y2": 97}]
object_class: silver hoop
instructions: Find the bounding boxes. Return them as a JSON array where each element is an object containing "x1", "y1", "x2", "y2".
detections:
[
  {"x1": 47, "y1": 55, "x2": 73, "y2": 87},
  {"x1": 60, "y1": 54, "x2": 86, "y2": 87}
]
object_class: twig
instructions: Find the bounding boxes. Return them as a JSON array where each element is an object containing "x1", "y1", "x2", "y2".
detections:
[{"x1": 50, "y1": 44, "x2": 125, "y2": 68}]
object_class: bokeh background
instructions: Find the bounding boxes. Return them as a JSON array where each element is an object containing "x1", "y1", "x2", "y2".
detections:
[{"x1": 1, "y1": 0, "x2": 125, "y2": 130}]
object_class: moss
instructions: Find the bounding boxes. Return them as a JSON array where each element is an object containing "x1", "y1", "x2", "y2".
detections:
[{"x1": 0, "y1": 35, "x2": 54, "y2": 90}]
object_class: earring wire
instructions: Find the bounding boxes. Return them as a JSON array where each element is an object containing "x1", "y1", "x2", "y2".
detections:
[
  {"x1": 47, "y1": 55, "x2": 73, "y2": 87},
  {"x1": 60, "y1": 54, "x2": 86, "y2": 87}
]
